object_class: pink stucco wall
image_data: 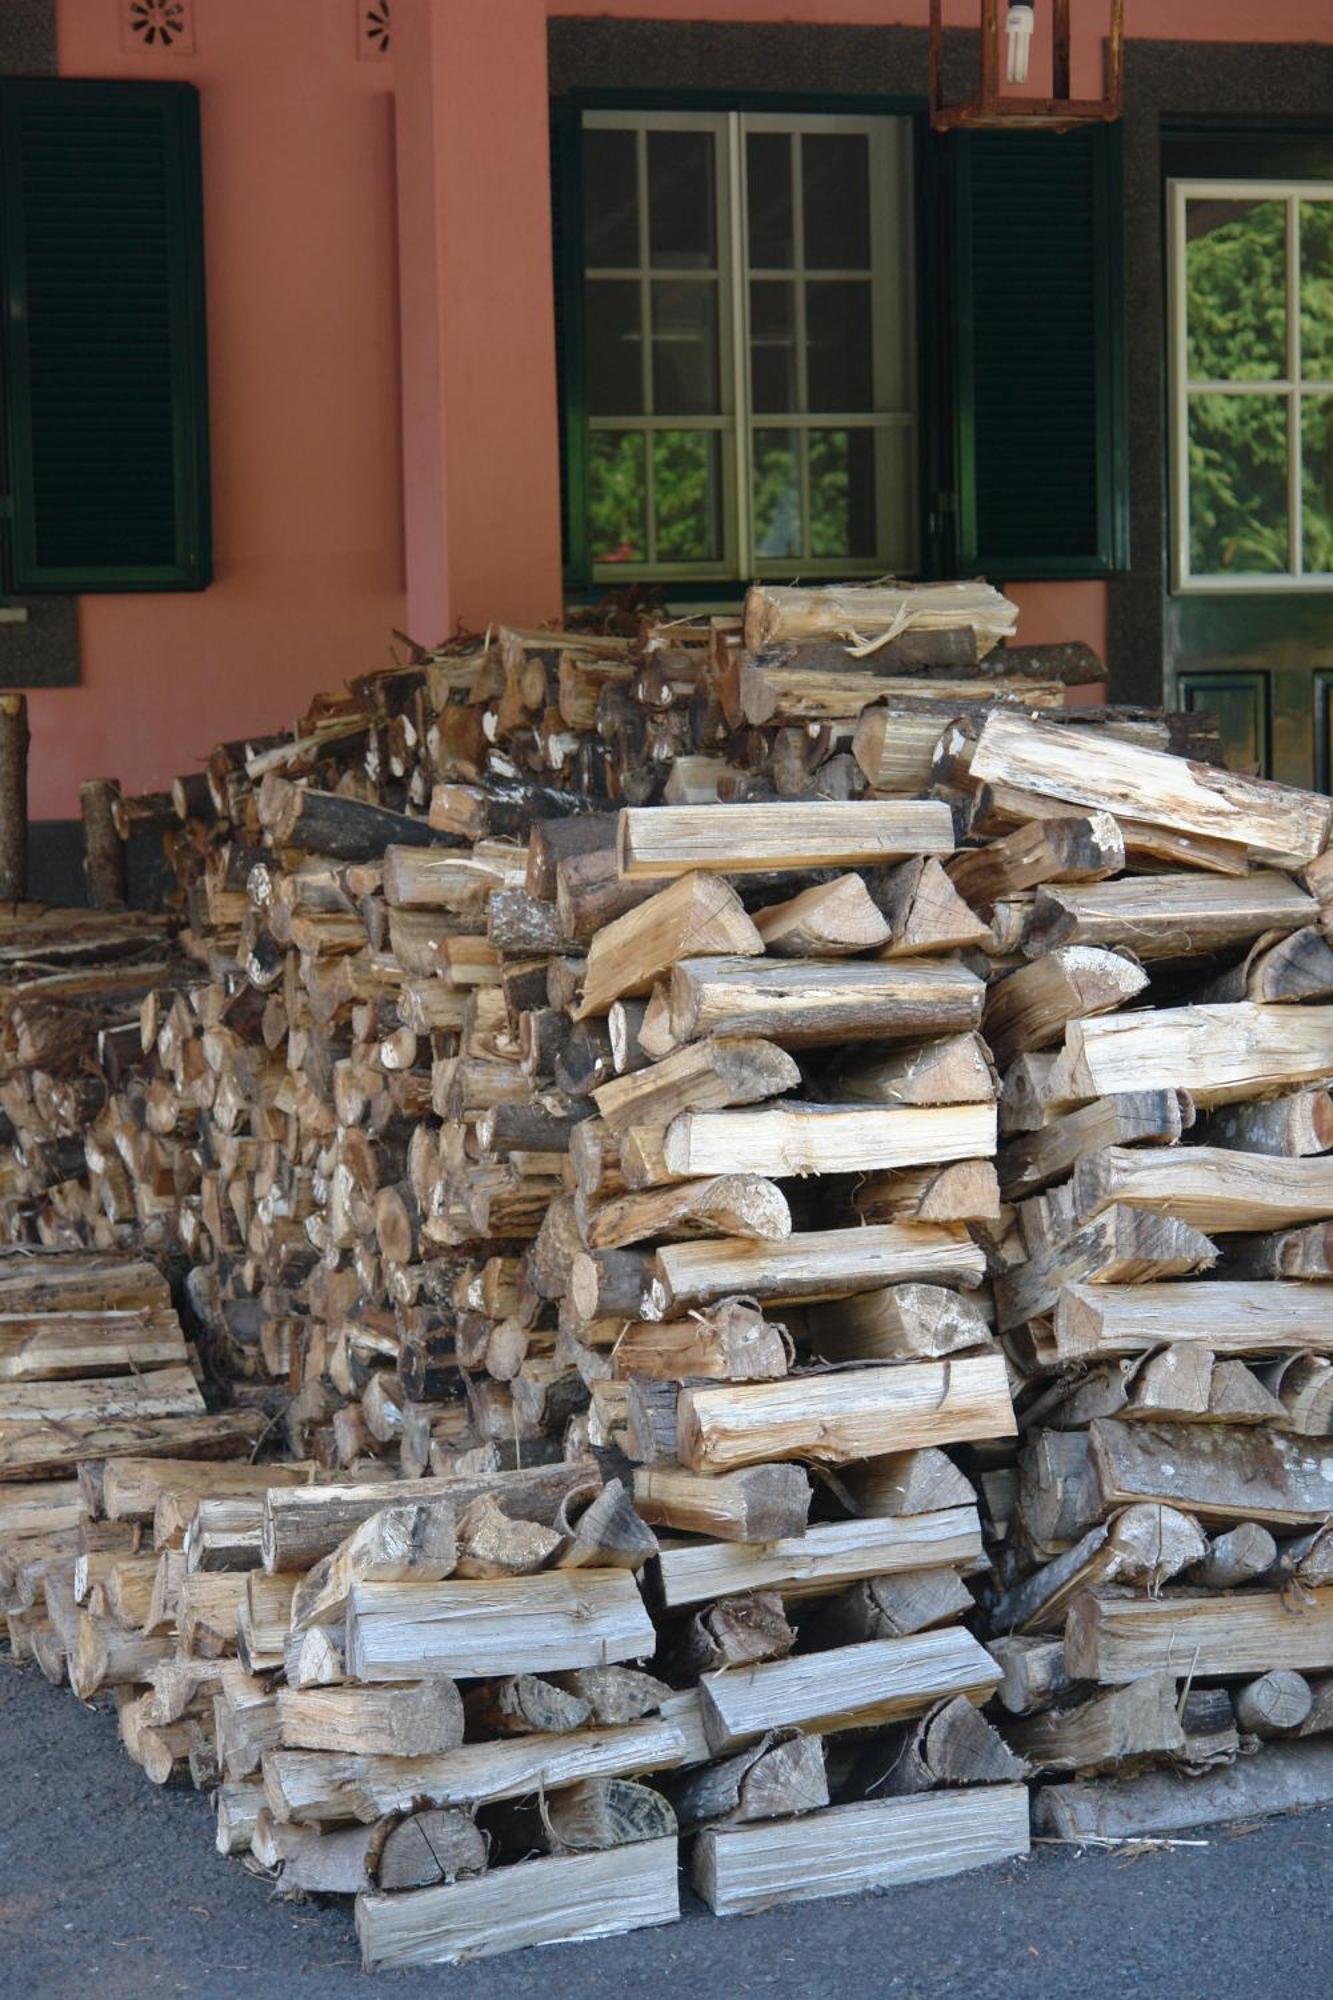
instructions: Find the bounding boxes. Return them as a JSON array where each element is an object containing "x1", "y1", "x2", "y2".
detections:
[
  {"x1": 29, "y1": 0, "x2": 1333, "y2": 818},
  {"x1": 37, "y1": 0, "x2": 405, "y2": 819}
]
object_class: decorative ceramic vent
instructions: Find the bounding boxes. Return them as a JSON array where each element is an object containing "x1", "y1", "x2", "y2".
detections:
[
  {"x1": 359, "y1": 0, "x2": 391, "y2": 60},
  {"x1": 122, "y1": 0, "x2": 195, "y2": 55}
]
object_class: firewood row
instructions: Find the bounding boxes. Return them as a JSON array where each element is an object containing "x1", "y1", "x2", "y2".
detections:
[{"x1": 2, "y1": 579, "x2": 1331, "y2": 1967}]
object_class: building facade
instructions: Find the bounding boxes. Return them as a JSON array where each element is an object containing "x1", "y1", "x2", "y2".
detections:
[{"x1": 2, "y1": 0, "x2": 1333, "y2": 874}]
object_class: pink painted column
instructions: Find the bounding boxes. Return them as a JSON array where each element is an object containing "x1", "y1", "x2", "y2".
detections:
[{"x1": 394, "y1": 0, "x2": 564, "y2": 644}]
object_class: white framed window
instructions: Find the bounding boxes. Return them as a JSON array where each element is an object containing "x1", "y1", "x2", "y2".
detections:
[
  {"x1": 1168, "y1": 178, "x2": 1333, "y2": 592},
  {"x1": 580, "y1": 109, "x2": 917, "y2": 584}
]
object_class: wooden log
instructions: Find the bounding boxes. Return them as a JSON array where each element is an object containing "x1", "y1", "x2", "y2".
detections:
[
  {"x1": 1234, "y1": 1670, "x2": 1313, "y2": 1738},
  {"x1": 616, "y1": 801, "x2": 953, "y2": 880},
  {"x1": 1188, "y1": 1522, "x2": 1279, "y2": 1589},
  {"x1": 676, "y1": 1354, "x2": 1013, "y2": 1472},
  {"x1": 611, "y1": 1301, "x2": 789, "y2": 1383},
  {"x1": 592, "y1": 1036, "x2": 799, "y2": 1135},
  {"x1": 814, "y1": 1567, "x2": 975, "y2": 1643},
  {"x1": 0, "y1": 1365, "x2": 204, "y2": 1426},
  {"x1": 969, "y1": 708, "x2": 1332, "y2": 866},
  {"x1": 345, "y1": 1570, "x2": 656, "y2": 1680},
  {"x1": 575, "y1": 874, "x2": 762, "y2": 1019},
  {"x1": 261, "y1": 1462, "x2": 596, "y2": 1573},
  {"x1": 663, "y1": 1102, "x2": 996, "y2": 1180},
  {"x1": 1031, "y1": 1739, "x2": 1333, "y2": 1839},
  {"x1": 983, "y1": 947, "x2": 1148, "y2": 1068},
  {"x1": 751, "y1": 875, "x2": 892, "y2": 956},
  {"x1": 838, "y1": 1447, "x2": 978, "y2": 1518},
  {"x1": 988, "y1": 1636, "x2": 1071, "y2": 1716},
  {"x1": 355, "y1": 1836, "x2": 679, "y2": 1971},
  {"x1": 1046, "y1": 1003, "x2": 1333, "y2": 1111},
  {"x1": 583, "y1": 1175, "x2": 791, "y2": 1249},
  {"x1": 806, "y1": 1282, "x2": 993, "y2": 1362},
  {"x1": 880, "y1": 1694, "x2": 1025, "y2": 1795},
  {"x1": 670, "y1": 1729, "x2": 828, "y2": 1831},
  {"x1": 278, "y1": 1681, "x2": 465, "y2": 1758},
  {"x1": 1024, "y1": 871, "x2": 1315, "y2": 959},
  {"x1": 1054, "y1": 1281, "x2": 1333, "y2": 1359},
  {"x1": 1074, "y1": 1148, "x2": 1333, "y2": 1234},
  {"x1": 990, "y1": 1506, "x2": 1206, "y2": 1635},
  {"x1": 827, "y1": 1032, "x2": 997, "y2": 1108},
  {"x1": 368, "y1": 1809, "x2": 489, "y2": 1892},
  {"x1": 699, "y1": 1627, "x2": 1002, "y2": 1753},
  {"x1": 0, "y1": 1308, "x2": 189, "y2": 1381},
  {"x1": 1066, "y1": 1587, "x2": 1333, "y2": 1683},
  {"x1": 946, "y1": 813, "x2": 1124, "y2": 915},
  {"x1": 741, "y1": 580, "x2": 1017, "y2": 655},
  {"x1": 650, "y1": 1507, "x2": 982, "y2": 1610},
  {"x1": 1006, "y1": 1673, "x2": 1185, "y2": 1774},
  {"x1": 80, "y1": 778, "x2": 127, "y2": 909},
  {"x1": 693, "y1": 1785, "x2": 1029, "y2": 1916},
  {"x1": 102, "y1": 1457, "x2": 314, "y2": 1526},
  {"x1": 632, "y1": 1464, "x2": 811, "y2": 1543},
  {"x1": 650, "y1": 1222, "x2": 987, "y2": 1314},
  {"x1": 265, "y1": 1716, "x2": 690, "y2": 1826},
  {"x1": 871, "y1": 856, "x2": 992, "y2": 957},
  {"x1": 996, "y1": 1089, "x2": 1190, "y2": 1203},
  {"x1": 1088, "y1": 1417, "x2": 1333, "y2": 1527},
  {"x1": 1197, "y1": 1089, "x2": 1333, "y2": 1159},
  {"x1": 291, "y1": 1499, "x2": 458, "y2": 1633},
  {"x1": 0, "y1": 694, "x2": 29, "y2": 901},
  {"x1": 994, "y1": 1206, "x2": 1217, "y2": 1333},
  {"x1": 668, "y1": 956, "x2": 985, "y2": 1048},
  {"x1": 464, "y1": 1675, "x2": 592, "y2": 1737}
]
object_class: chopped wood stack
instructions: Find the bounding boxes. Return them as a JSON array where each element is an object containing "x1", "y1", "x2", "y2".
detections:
[{"x1": 4, "y1": 579, "x2": 1332, "y2": 1966}]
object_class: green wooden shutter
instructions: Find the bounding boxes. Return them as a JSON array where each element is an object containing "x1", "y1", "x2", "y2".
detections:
[
  {"x1": 951, "y1": 125, "x2": 1126, "y2": 578},
  {"x1": 0, "y1": 80, "x2": 211, "y2": 591}
]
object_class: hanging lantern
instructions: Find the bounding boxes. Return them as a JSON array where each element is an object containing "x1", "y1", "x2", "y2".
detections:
[{"x1": 929, "y1": 0, "x2": 1125, "y2": 132}]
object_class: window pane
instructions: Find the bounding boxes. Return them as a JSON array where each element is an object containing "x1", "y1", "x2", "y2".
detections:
[
  {"x1": 809, "y1": 428, "x2": 878, "y2": 560},
  {"x1": 583, "y1": 128, "x2": 638, "y2": 269},
  {"x1": 802, "y1": 133, "x2": 870, "y2": 270},
  {"x1": 647, "y1": 131, "x2": 716, "y2": 271},
  {"x1": 1188, "y1": 392, "x2": 1289, "y2": 574},
  {"x1": 806, "y1": 280, "x2": 873, "y2": 412},
  {"x1": 753, "y1": 428, "x2": 801, "y2": 560},
  {"x1": 750, "y1": 281, "x2": 797, "y2": 414},
  {"x1": 747, "y1": 131, "x2": 793, "y2": 269},
  {"x1": 1302, "y1": 394, "x2": 1333, "y2": 573},
  {"x1": 651, "y1": 281, "x2": 719, "y2": 416},
  {"x1": 1300, "y1": 200, "x2": 1333, "y2": 382},
  {"x1": 588, "y1": 432, "x2": 647, "y2": 564},
  {"x1": 653, "y1": 432, "x2": 723, "y2": 564},
  {"x1": 1184, "y1": 198, "x2": 1287, "y2": 383},
  {"x1": 586, "y1": 281, "x2": 644, "y2": 416}
]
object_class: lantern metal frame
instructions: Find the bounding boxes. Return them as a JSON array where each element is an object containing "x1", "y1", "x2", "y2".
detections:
[{"x1": 928, "y1": 0, "x2": 1125, "y2": 132}]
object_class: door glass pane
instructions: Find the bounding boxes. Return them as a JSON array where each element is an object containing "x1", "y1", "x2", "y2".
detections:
[
  {"x1": 1300, "y1": 201, "x2": 1333, "y2": 382},
  {"x1": 647, "y1": 131, "x2": 716, "y2": 271},
  {"x1": 1184, "y1": 198, "x2": 1287, "y2": 383},
  {"x1": 809, "y1": 428, "x2": 878, "y2": 560},
  {"x1": 746, "y1": 131, "x2": 793, "y2": 269},
  {"x1": 753, "y1": 428, "x2": 801, "y2": 560},
  {"x1": 583, "y1": 129, "x2": 638, "y2": 268},
  {"x1": 650, "y1": 281, "x2": 719, "y2": 416},
  {"x1": 806, "y1": 280, "x2": 873, "y2": 413},
  {"x1": 749, "y1": 281, "x2": 797, "y2": 414},
  {"x1": 586, "y1": 281, "x2": 643, "y2": 416},
  {"x1": 1302, "y1": 394, "x2": 1333, "y2": 573},
  {"x1": 653, "y1": 432, "x2": 722, "y2": 564},
  {"x1": 801, "y1": 133, "x2": 871, "y2": 271},
  {"x1": 1187, "y1": 392, "x2": 1288, "y2": 574},
  {"x1": 588, "y1": 432, "x2": 647, "y2": 564}
]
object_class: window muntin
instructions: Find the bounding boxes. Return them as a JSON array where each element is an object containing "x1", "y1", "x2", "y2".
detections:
[
  {"x1": 1169, "y1": 179, "x2": 1333, "y2": 591},
  {"x1": 580, "y1": 109, "x2": 917, "y2": 583}
]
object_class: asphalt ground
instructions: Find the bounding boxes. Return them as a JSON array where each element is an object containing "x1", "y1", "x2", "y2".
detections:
[{"x1": 2, "y1": 1659, "x2": 1328, "y2": 2000}]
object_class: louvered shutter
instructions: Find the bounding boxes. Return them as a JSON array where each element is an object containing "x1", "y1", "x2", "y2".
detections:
[
  {"x1": 951, "y1": 125, "x2": 1126, "y2": 578},
  {"x1": 0, "y1": 80, "x2": 211, "y2": 591}
]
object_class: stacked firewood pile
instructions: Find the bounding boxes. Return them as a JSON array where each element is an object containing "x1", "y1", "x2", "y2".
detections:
[{"x1": 2, "y1": 580, "x2": 1332, "y2": 1967}]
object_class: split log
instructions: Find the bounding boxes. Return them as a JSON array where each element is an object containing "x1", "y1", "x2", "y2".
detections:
[
  {"x1": 692, "y1": 1785, "x2": 1028, "y2": 1917},
  {"x1": 1088, "y1": 1417, "x2": 1333, "y2": 1527},
  {"x1": 277, "y1": 1681, "x2": 465, "y2": 1758},
  {"x1": 649, "y1": 1507, "x2": 982, "y2": 1610},
  {"x1": 751, "y1": 875, "x2": 891, "y2": 956},
  {"x1": 575, "y1": 873, "x2": 762, "y2": 1019},
  {"x1": 670, "y1": 1729, "x2": 828, "y2": 1832},
  {"x1": 827, "y1": 1031, "x2": 997, "y2": 1107},
  {"x1": 1006, "y1": 1673, "x2": 1184, "y2": 1774},
  {"x1": 1047, "y1": 1003, "x2": 1333, "y2": 1111},
  {"x1": 663, "y1": 1101, "x2": 995, "y2": 1180},
  {"x1": 1024, "y1": 871, "x2": 1315, "y2": 959},
  {"x1": 616, "y1": 801, "x2": 954, "y2": 879},
  {"x1": 983, "y1": 947, "x2": 1148, "y2": 1068},
  {"x1": 345, "y1": 1570, "x2": 657, "y2": 1680},
  {"x1": 946, "y1": 812, "x2": 1124, "y2": 915},
  {"x1": 1065, "y1": 1585, "x2": 1333, "y2": 1683},
  {"x1": 995, "y1": 1089, "x2": 1190, "y2": 1203},
  {"x1": 1054, "y1": 1281, "x2": 1333, "y2": 1360},
  {"x1": 806, "y1": 1283, "x2": 993, "y2": 1362},
  {"x1": 699, "y1": 1627, "x2": 1002, "y2": 1753},
  {"x1": 650, "y1": 1222, "x2": 987, "y2": 1314},
  {"x1": 591, "y1": 1036, "x2": 799, "y2": 1135},
  {"x1": 632, "y1": 1463, "x2": 810, "y2": 1543},
  {"x1": 881, "y1": 1694, "x2": 1025, "y2": 1794},
  {"x1": 1073, "y1": 1147, "x2": 1333, "y2": 1234},
  {"x1": 668, "y1": 956, "x2": 985, "y2": 1048}
]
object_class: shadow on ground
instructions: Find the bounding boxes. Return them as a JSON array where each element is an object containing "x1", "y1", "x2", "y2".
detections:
[{"x1": 1, "y1": 1660, "x2": 1327, "y2": 2000}]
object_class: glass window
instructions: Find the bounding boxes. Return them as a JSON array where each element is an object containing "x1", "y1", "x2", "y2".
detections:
[
  {"x1": 1171, "y1": 180, "x2": 1333, "y2": 589},
  {"x1": 577, "y1": 110, "x2": 917, "y2": 580}
]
